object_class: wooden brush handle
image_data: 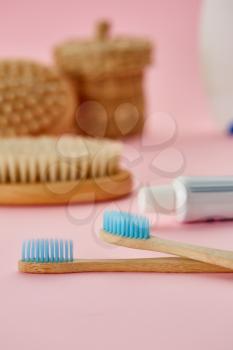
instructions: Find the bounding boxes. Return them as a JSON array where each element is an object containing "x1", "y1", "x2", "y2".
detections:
[
  {"x1": 0, "y1": 170, "x2": 132, "y2": 205},
  {"x1": 18, "y1": 258, "x2": 232, "y2": 274},
  {"x1": 100, "y1": 231, "x2": 233, "y2": 270},
  {"x1": 150, "y1": 237, "x2": 233, "y2": 270}
]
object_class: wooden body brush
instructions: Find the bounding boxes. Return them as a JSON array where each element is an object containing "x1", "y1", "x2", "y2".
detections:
[
  {"x1": 0, "y1": 59, "x2": 76, "y2": 136},
  {"x1": 100, "y1": 211, "x2": 233, "y2": 270},
  {"x1": 19, "y1": 238, "x2": 232, "y2": 274},
  {"x1": 0, "y1": 136, "x2": 132, "y2": 205}
]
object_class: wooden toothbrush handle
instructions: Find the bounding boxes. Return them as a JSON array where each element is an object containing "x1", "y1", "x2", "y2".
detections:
[
  {"x1": 99, "y1": 230, "x2": 233, "y2": 270},
  {"x1": 18, "y1": 258, "x2": 232, "y2": 274},
  {"x1": 143, "y1": 237, "x2": 233, "y2": 270}
]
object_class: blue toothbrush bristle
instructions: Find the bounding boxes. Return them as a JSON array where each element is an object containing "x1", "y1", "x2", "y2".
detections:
[
  {"x1": 103, "y1": 211, "x2": 150, "y2": 239},
  {"x1": 21, "y1": 239, "x2": 74, "y2": 263}
]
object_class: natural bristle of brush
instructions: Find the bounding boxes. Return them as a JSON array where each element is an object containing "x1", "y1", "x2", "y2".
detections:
[
  {"x1": 21, "y1": 239, "x2": 74, "y2": 263},
  {"x1": 0, "y1": 136, "x2": 122, "y2": 183},
  {"x1": 103, "y1": 211, "x2": 150, "y2": 239}
]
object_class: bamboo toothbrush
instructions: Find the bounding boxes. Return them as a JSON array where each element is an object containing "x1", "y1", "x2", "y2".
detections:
[
  {"x1": 0, "y1": 136, "x2": 132, "y2": 205},
  {"x1": 100, "y1": 211, "x2": 233, "y2": 270},
  {"x1": 18, "y1": 238, "x2": 232, "y2": 273}
]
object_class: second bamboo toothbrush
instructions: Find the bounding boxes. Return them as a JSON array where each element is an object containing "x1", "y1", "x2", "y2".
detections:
[{"x1": 100, "y1": 211, "x2": 233, "y2": 270}]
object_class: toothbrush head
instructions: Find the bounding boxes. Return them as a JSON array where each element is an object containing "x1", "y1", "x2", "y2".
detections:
[
  {"x1": 21, "y1": 239, "x2": 73, "y2": 263},
  {"x1": 103, "y1": 211, "x2": 150, "y2": 239}
]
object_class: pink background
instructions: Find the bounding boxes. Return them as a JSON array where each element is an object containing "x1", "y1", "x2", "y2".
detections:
[{"x1": 1, "y1": 0, "x2": 233, "y2": 349}]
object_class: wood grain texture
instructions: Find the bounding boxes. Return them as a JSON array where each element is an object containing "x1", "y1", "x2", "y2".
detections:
[
  {"x1": 100, "y1": 230, "x2": 233, "y2": 270},
  {"x1": 0, "y1": 169, "x2": 132, "y2": 205},
  {"x1": 18, "y1": 257, "x2": 232, "y2": 274}
]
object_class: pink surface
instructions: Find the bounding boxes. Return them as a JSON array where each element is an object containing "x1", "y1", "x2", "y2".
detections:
[{"x1": 1, "y1": 1, "x2": 233, "y2": 349}]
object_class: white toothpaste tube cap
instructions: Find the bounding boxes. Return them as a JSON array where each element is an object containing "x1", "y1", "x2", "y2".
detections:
[{"x1": 138, "y1": 184, "x2": 176, "y2": 214}]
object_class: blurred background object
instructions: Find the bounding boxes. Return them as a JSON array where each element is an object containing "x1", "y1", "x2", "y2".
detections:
[
  {"x1": 0, "y1": 0, "x2": 209, "y2": 137},
  {"x1": 200, "y1": 0, "x2": 233, "y2": 134},
  {"x1": 0, "y1": 60, "x2": 76, "y2": 136},
  {"x1": 0, "y1": 136, "x2": 132, "y2": 205},
  {"x1": 54, "y1": 21, "x2": 152, "y2": 138}
]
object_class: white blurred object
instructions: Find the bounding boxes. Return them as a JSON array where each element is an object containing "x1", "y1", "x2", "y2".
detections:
[
  {"x1": 138, "y1": 176, "x2": 233, "y2": 222},
  {"x1": 200, "y1": 0, "x2": 233, "y2": 133}
]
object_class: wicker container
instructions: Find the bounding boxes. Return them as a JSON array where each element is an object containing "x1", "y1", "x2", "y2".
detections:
[{"x1": 54, "y1": 21, "x2": 153, "y2": 138}]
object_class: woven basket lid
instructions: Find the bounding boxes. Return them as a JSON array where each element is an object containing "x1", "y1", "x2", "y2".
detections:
[{"x1": 54, "y1": 21, "x2": 153, "y2": 78}]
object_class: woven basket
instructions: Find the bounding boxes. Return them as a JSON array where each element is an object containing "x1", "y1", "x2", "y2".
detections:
[{"x1": 54, "y1": 21, "x2": 153, "y2": 138}]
